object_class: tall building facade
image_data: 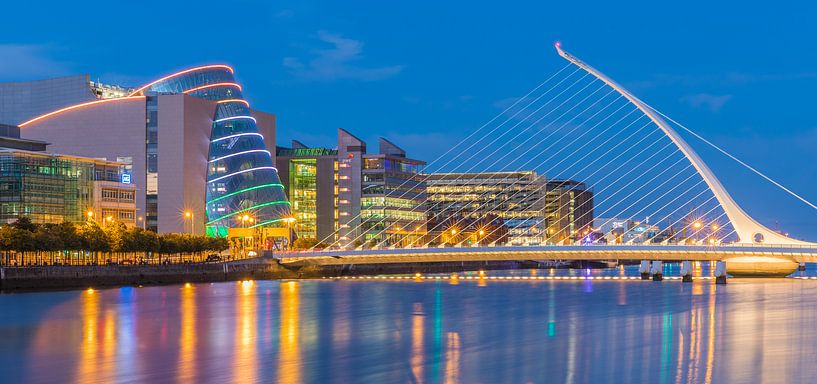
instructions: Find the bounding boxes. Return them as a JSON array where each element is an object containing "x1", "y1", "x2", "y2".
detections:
[
  {"x1": 544, "y1": 180, "x2": 594, "y2": 244},
  {"x1": 358, "y1": 138, "x2": 426, "y2": 247},
  {"x1": 282, "y1": 129, "x2": 426, "y2": 248},
  {"x1": 275, "y1": 141, "x2": 338, "y2": 243},
  {"x1": 425, "y1": 171, "x2": 594, "y2": 245},
  {"x1": 4, "y1": 66, "x2": 290, "y2": 235}
]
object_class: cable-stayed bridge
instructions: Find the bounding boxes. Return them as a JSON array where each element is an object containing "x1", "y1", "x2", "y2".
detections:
[{"x1": 280, "y1": 44, "x2": 817, "y2": 277}]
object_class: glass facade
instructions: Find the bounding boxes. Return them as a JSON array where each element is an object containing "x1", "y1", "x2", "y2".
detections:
[
  {"x1": 0, "y1": 151, "x2": 118, "y2": 224},
  {"x1": 134, "y1": 67, "x2": 290, "y2": 236},
  {"x1": 360, "y1": 155, "x2": 426, "y2": 246},
  {"x1": 289, "y1": 159, "x2": 318, "y2": 238}
]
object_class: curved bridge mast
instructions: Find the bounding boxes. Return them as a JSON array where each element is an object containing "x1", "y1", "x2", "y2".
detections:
[{"x1": 555, "y1": 43, "x2": 810, "y2": 245}]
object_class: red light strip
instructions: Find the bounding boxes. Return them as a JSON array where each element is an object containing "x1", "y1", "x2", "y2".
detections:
[
  {"x1": 19, "y1": 96, "x2": 146, "y2": 127},
  {"x1": 182, "y1": 82, "x2": 242, "y2": 94},
  {"x1": 128, "y1": 64, "x2": 234, "y2": 96}
]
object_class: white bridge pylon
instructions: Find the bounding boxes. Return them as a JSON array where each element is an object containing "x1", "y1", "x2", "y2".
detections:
[{"x1": 554, "y1": 43, "x2": 810, "y2": 246}]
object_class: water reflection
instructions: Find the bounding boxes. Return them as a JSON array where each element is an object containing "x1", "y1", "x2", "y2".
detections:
[
  {"x1": 5, "y1": 270, "x2": 817, "y2": 383},
  {"x1": 78, "y1": 289, "x2": 100, "y2": 383},
  {"x1": 278, "y1": 281, "x2": 300, "y2": 384},
  {"x1": 234, "y1": 280, "x2": 257, "y2": 383},
  {"x1": 177, "y1": 284, "x2": 196, "y2": 384}
]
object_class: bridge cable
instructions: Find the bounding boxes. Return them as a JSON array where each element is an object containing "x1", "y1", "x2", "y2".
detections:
[
  {"x1": 647, "y1": 105, "x2": 817, "y2": 212},
  {"x1": 311, "y1": 64, "x2": 580, "y2": 249},
  {"x1": 338, "y1": 74, "x2": 605, "y2": 248}
]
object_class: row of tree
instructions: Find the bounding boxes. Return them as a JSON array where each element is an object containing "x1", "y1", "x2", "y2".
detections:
[{"x1": 0, "y1": 217, "x2": 228, "y2": 254}]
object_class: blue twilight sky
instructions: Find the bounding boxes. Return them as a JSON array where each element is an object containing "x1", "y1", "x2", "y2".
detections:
[{"x1": 2, "y1": 0, "x2": 817, "y2": 238}]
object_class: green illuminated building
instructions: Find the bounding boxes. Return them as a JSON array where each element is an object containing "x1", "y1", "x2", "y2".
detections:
[{"x1": 275, "y1": 141, "x2": 338, "y2": 243}]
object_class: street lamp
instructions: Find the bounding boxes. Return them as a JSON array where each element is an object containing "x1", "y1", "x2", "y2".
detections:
[
  {"x1": 184, "y1": 210, "x2": 193, "y2": 234},
  {"x1": 137, "y1": 216, "x2": 145, "y2": 230},
  {"x1": 86, "y1": 210, "x2": 94, "y2": 223},
  {"x1": 692, "y1": 221, "x2": 702, "y2": 229}
]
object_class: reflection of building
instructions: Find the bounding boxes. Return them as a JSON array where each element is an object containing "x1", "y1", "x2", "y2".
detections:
[
  {"x1": 4, "y1": 66, "x2": 289, "y2": 235},
  {"x1": 0, "y1": 124, "x2": 135, "y2": 225},
  {"x1": 275, "y1": 141, "x2": 338, "y2": 242}
]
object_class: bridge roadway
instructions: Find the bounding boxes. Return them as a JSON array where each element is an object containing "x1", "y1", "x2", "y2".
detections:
[{"x1": 278, "y1": 244, "x2": 817, "y2": 276}]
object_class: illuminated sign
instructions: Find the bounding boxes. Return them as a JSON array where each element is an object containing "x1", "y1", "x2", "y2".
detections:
[{"x1": 121, "y1": 173, "x2": 132, "y2": 184}]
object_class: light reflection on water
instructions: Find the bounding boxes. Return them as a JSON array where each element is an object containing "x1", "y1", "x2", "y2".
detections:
[{"x1": 2, "y1": 266, "x2": 817, "y2": 383}]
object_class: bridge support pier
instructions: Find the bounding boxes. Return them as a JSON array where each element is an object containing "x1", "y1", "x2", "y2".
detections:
[
  {"x1": 639, "y1": 260, "x2": 651, "y2": 280},
  {"x1": 680, "y1": 261, "x2": 693, "y2": 282},
  {"x1": 650, "y1": 261, "x2": 663, "y2": 281},
  {"x1": 715, "y1": 261, "x2": 727, "y2": 284}
]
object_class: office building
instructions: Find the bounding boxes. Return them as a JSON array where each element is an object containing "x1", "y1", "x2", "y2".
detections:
[
  {"x1": 275, "y1": 141, "x2": 338, "y2": 243},
  {"x1": 282, "y1": 129, "x2": 426, "y2": 248},
  {"x1": 0, "y1": 125, "x2": 136, "y2": 225},
  {"x1": 425, "y1": 171, "x2": 594, "y2": 244},
  {"x1": 426, "y1": 171, "x2": 547, "y2": 245},
  {"x1": 543, "y1": 180, "x2": 594, "y2": 243},
  {"x1": 2, "y1": 65, "x2": 290, "y2": 235}
]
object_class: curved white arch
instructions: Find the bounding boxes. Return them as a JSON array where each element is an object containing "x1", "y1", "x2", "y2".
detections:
[{"x1": 555, "y1": 43, "x2": 811, "y2": 245}]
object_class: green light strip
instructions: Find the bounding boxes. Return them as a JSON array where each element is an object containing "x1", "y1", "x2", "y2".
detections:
[
  {"x1": 206, "y1": 183, "x2": 285, "y2": 205},
  {"x1": 249, "y1": 218, "x2": 285, "y2": 229},
  {"x1": 206, "y1": 200, "x2": 291, "y2": 224}
]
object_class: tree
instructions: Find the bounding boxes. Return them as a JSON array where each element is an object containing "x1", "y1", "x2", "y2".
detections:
[
  {"x1": 79, "y1": 222, "x2": 111, "y2": 253},
  {"x1": 34, "y1": 225, "x2": 64, "y2": 253},
  {"x1": 11, "y1": 216, "x2": 37, "y2": 232}
]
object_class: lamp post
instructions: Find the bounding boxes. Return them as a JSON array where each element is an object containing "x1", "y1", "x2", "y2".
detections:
[
  {"x1": 86, "y1": 210, "x2": 95, "y2": 223},
  {"x1": 240, "y1": 214, "x2": 251, "y2": 254},
  {"x1": 184, "y1": 210, "x2": 193, "y2": 234},
  {"x1": 137, "y1": 216, "x2": 145, "y2": 230}
]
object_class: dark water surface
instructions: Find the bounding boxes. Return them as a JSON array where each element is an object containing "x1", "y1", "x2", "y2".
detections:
[{"x1": 2, "y1": 266, "x2": 817, "y2": 383}]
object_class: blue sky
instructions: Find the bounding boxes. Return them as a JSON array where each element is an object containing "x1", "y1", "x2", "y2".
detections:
[{"x1": 2, "y1": 0, "x2": 817, "y2": 238}]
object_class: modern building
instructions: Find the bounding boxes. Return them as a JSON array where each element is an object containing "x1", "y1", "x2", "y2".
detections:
[
  {"x1": 426, "y1": 171, "x2": 548, "y2": 245},
  {"x1": 275, "y1": 141, "x2": 338, "y2": 243},
  {"x1": 0, "y1": 125, "x2": 136, "y2": 226},
  {"x1": 544, "y1": 179, "x2": 594, "y2": 244},
  {"x1": 357, "y1": 137, "x2": 426, "y2": 247},
  {"x1": 2, "y1": 66, "x2": 290, "y2": 236},
  {"x1": 280, "y1": 129, "x2": 426, "y2": 248},
  {"x1": 425, "y1": 171, "x2": 594, "y2": 245}
]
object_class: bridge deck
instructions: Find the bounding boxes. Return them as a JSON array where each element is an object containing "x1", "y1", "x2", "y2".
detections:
[{"x1": 278, "y1": 244, "x2": 817, "y2": 266}]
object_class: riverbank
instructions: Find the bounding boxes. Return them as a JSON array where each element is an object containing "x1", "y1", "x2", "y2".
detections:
[{"x1": 0, "y1": 258, "x2": 554, "y2": 292}]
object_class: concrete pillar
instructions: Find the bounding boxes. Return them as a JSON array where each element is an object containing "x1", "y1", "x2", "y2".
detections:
[
  {"x1": 651, "y1": 261, "x2": 663, "y2": 281},
  {"x1": 639, "y1": 260, "x2": 651, "y2": 280},
  {"x1": 680, "y1": 261, "x2": 693, "y2": 282},
  {"x1": 714, "y1": 261, "x2": 727, "y2": 284}
]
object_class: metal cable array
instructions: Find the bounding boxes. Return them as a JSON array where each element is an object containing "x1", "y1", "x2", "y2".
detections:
[{"x1": 311, "y1": 46, "x2": 817, "y2": 251}]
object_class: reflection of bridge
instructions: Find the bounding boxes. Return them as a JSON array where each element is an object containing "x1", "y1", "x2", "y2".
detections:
[{"x1": 300, "y1": 44, "x2": 817, "y2": 277}]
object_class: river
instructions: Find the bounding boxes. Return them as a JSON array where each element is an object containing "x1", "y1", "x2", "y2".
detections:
[{"x1": 2, "y1": 265, "x2": 817, "y2": 383}]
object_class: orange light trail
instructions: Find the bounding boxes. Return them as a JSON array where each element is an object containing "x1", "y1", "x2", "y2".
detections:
[
  {"x1": 182, "y1": 82, "x2": 242, "y2": 94},
  {"x1": 217, "y1": 99, "x2": 250, "y2": 107},
  {"x1": 19, "y1": 96, "x2": 146, "y2": 127},
  {"x1": 128, "y1": 64, "x2": 234, "y2": 96}
]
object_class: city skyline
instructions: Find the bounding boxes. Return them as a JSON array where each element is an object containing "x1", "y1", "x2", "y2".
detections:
[{"x1": 1, "y1": 1, "x2": 816, "y2": 239}]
